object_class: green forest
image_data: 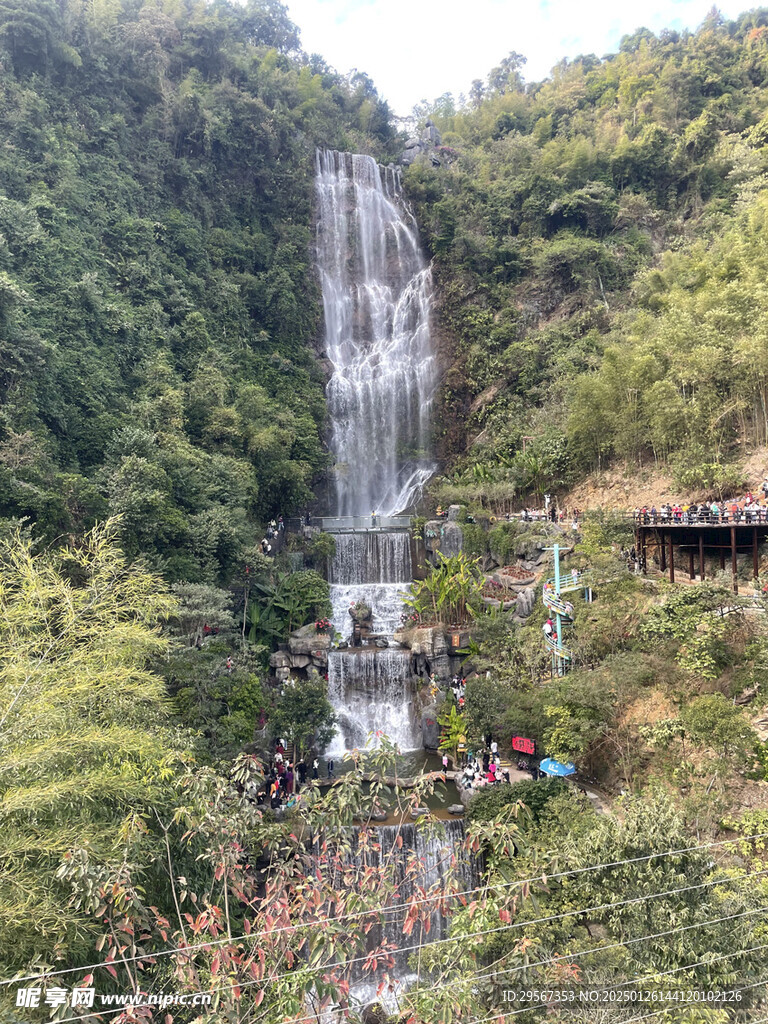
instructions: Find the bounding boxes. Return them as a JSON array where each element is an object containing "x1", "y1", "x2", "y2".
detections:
[
  {"x1": 4, "y1": 2, "x2": 768, "y2": 1023},
  {"x1": 0, "y1": 0, "x2": 394, "y2": 583},
  {"x1": 409, "y1": 8, "x2": 768, "y2": 505}
]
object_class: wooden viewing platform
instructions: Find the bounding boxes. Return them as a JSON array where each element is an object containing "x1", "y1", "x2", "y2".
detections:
[{"x1": 633, "y1": 519, "x2": 768, "y2": 592}]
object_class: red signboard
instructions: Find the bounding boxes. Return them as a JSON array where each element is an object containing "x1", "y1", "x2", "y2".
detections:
[{"x1": 512, "y1": 735, "x2": 536, "y2": 755}]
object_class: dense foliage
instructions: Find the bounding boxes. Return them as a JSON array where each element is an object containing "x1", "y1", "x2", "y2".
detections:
[
  {"x1": 408, "y1": 9, "x2": 768, "y2": 505},
  {"x1": 0, "y1": 0, "x2": 394, "y2": 583},
  {"x1": 6, "y1": 6, "x2": 768, "y2": 1022},
  {"x1": 0, "y1": 522, "x2": 182, "y2": 966},
  {"x1": 405, "y1": 551, "x2": 484, "y2": 625}
]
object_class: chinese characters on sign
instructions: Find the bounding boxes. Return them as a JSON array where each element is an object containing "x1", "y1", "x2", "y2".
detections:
[{"x1": 512, "y1": 735, "x2": 536, "y2": 756}]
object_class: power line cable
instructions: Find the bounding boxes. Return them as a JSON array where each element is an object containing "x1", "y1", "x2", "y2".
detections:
[
  {"x1": 264, "y1": 938, "x2": 768, "y2": 1024},
  {"x1": 45, "y1": 900, "x2": 768, "y2": 1024},
  {"x1": 7, "y1": 826, "x2": 766, "y2": 989}
]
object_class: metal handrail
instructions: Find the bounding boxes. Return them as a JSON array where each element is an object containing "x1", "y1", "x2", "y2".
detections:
[
  {"x1": 286, "y1": 515, "x2": 412, "y2": 532},
  {"x1": 543, "y1": 629, "x2": 572, "y2": 659},
  {"x1": 544, "y1": 570, "x2": 597, "y2": 594},
  {"x1": 543, "y1": 592, "x2": 573, "y2": 618},
  {"x1": 632, "y1": 509, "x2": 768, "y2": 526},
  {"x1": 500, "y1": 510, "x2": 768, "y2": 526}
]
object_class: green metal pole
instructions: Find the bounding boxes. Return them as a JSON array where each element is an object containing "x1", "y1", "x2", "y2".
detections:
[{"x1": 553, "y1": 543, "x2": 563, "y2": 675}]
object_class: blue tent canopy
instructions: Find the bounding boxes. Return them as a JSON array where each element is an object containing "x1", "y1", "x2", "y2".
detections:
[{"x1": 539, "y1": 757, "x2": 576, "y2": 777}]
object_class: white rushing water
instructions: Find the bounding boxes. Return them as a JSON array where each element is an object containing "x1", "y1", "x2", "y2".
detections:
[
  {"x1": 315, "y1": 149, "x2": 437, "y2": 517},
  {"x1": 310, "y1": 153, "x2": 476, "y2": 1009},
  {"x1": 330, "y1": 583, "x2": 405, "y2": 637},
  {"x1": 327, "y1": 530, "x2": 419, "y2": 752},
  {"x1": 329, "y1": 530, "x2": 412, "y2": 637},
  {"x1": 329, "y1": 531, "x2": 411, "y2": 585},
  {"x1": 326, "y1": 649, "x2": 420, "y2": 754}
]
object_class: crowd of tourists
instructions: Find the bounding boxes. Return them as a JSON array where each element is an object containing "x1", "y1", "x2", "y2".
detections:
[
  {"x1": 434, "y1": 504, "x2": 581, "y2": 530},
  {"x1": 509, "y1": 506, "x2": 581, "y2": 528},
  {"x1": 457, "y1": 734, "x2": 512, "y2": 790},
  {"x1": 260, "y1": 515, "x2": 285, "y2": 556},
  {"x1": 256, "y1": 740, "x2": 338, "y2": 810},
  {"x1": 451, "y1": 674, "x2": 466, "y2": 709},
  {"x1": 633, "y1": 484, "x2": 768, "y2": 525}
]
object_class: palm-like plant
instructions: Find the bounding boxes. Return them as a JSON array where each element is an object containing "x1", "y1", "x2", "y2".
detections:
[
  {"x1": 438, "y1": 703, "x2": 467, "y2": 762},
  {"x1": 403, "y1": 553, "x2": 483, "y2": 626}
]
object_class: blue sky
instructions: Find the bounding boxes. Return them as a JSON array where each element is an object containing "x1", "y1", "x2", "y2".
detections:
[{"x1": 284, "y1": 0, "x2": 751, "y2": 114}]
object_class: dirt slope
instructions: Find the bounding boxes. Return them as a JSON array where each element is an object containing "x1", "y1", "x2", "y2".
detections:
[{"x1": 561, "y1": 450, "x2": 768, "y2": 511}]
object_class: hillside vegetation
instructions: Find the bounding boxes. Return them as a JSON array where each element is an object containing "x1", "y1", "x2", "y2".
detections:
[
  {"x1": 0, "y1": 0, "x2": 393, "y2": 582},
  {"x1": 407, "y1": 9, "x2": 768, "y2": 508}
]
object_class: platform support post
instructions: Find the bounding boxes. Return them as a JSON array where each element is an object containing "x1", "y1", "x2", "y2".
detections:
[
  {"x1": 754, "y1": 526, "x2": 759, "y2": 582},
  {"x1": 699, "y1": 535, "x2": 705, "y2": 581},
  {"x1": 731, "y1": 525, "x2": 738, "y2": 593}
]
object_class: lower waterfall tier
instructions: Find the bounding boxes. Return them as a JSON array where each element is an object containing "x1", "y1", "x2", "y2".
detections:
[
  {"x1": 338, "y1": 819, "x2": 480, "y2": 1010},
  {"x1": 330, "y1": 582, "x2": 405, "y2": 637},
  {"x1": 326, "y1": 649, "x2": 420, "y2": 754}
]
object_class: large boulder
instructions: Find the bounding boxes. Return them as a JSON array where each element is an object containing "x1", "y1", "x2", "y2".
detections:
[
  {"x1": 441, "y1": 522, "x2": 464, "y2": 557},
  {"x1": 422, "y1": 705, "x2": 440, "y2": 748},
  {"x1": 515, "y1": 587, "x2": 536, "y2": 619},
  {"x1": 406, "y1": 626, "x2": 452, "y2": 680},
  {"x1": 423, "y1": 519, "x2": 464, "y2": 558},
  {"x1": 289, "y1": 633, "x2": 331, "y2": 657},
  {"x1": 401, "y1": 139, "x2": 424, "y2": 165},
  {"x1": 292, "y1": 622, "x2": 316, "y2": 638},
  {"x1": 423, "y1": 119, "x2": 442, "y2": 145}
]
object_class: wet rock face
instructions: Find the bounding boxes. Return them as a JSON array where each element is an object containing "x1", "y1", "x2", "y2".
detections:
[{"x1": 423, "y1": 519, "x2": 463, "y2": 560}]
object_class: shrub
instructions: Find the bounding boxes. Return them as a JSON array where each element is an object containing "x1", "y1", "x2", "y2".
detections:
[{"x1": 467, "y1": 777, "x2": 566, "y2": 824}]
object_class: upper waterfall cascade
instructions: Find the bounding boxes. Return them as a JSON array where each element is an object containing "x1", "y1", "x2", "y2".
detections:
[{"x1": 315, "y1": 149, "x2": 437, "y2": 517}]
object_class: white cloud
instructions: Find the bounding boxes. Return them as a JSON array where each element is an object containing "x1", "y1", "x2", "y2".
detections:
[{"x1": 284, "y1": 0, "x2": 749, "y2": 115}]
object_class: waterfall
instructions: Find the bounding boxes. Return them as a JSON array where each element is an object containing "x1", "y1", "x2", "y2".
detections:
[
  {"x1": 305, "y1": 153, "x2": 480, "y2": 1014},
  {"x1": 371, "y1": 820, "x2": 480, "y2": 944},
  {"x1": 329, "y1": 531, "x2": 411, "y2": 636},
  {"x1": 326, "y1": 649, "x2": 420, "y2": 754},
  {"x1": 315, "y1": 149, "x2": 437, "y2": 517},
  {"x1": 325, "y1": 820, "x2": 480, "y2": 1012},
  {"x1": 329, "y1": 532, "x2": 412, "y2": 584},
  {"x1": 330, "y1": 583, "x2": 405, "y2": 637},
  {"x1": 315, "y1": 148, "x2": 431, "y2": 752}
]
